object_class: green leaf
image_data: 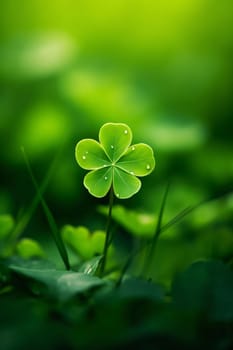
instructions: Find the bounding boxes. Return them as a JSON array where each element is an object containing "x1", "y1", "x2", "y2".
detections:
[
  {"x1": 9, "y1": 263, "x2": 105, "y2": 301},
  {"x1": 99, "y1": 123, "x2": 132, "y2": 162},
  {"x1": 91, "y1": 230, "x2": 106, "y2": 254},
  {"x1": 113, "y1": 167, "x2": 141, "y2": 199},
  {"x1": 75, "y1": 122, "x2": 155, "y2": 200},
  {"x1": 62, "y1": 225, "x2": 92, "y2": 259},
  {"x1": 0, "y1": 215, "x2": 14, "y2": 239},
  {"x1": 16, "y1": 238, "x2": 45, "y2": 259},
  {"x1": 98, "y1": 205, "x2": 156, "y2": 237},
  {"x1": 75, "y1": 139, "x2": 110, "y2": 170},
  {"x1": 117, "y1": 143, "x2": 155, "y2": 176},
  {"x1": 62, "y1": 226, "x2": 106, "y2": 260},
  {"x1": 84, "y1": 167, "x2": 113, "y2": 198}
]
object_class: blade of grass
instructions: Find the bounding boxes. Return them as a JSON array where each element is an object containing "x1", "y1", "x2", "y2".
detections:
[
  {"x1": 159, "y1": 205, "x2": 195, "y2": 234},
  {"x1": 116, "y1": 191, "x2": 231, "y2": 284},
  {"x1": 10, "y1": 147, "x2": 63, "y2": 241},
  {"x1": 142, "y1": 183, "x2": 170, "y2": 276},
  {"x1": 162, "y1": 189, "x2": 233, "y2": 233},
  {"x1": 115, "y1": 250, "x2": 135, "y2": 287},
  {"x1": 21, "y1": 147, "x2": 70, "y2": 270}
]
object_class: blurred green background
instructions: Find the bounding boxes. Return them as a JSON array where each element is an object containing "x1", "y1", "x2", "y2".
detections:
[{"x1": 0, "y1": 0, "x2": 232, "y2": 238}]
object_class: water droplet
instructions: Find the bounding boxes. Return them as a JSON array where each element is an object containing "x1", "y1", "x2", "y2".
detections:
[
  {"x1": 103, "y1": 164, "x2": 107, "y2": 167},
  {"x1": 124, "y1": 130, "x2": 128, "y2": 134},
  {"x1": 132, "y1": 146, "x2": 135, "y2": 151},
  {"x1": 116, "y1": 193, "x2": 120, "y2": 197},
  {"x1": 86, "y1": 151, "x2": 89, "y2": 154},
  {"x1": 104, "y1": 176, "x2": 108, "y2": 180},
  {"x1": 82, "y1": 156, "x2": 86, "y2": 160},
  {"x1": 110, "y1": 145, "x2": 114, "y2": 149},
  {"x1": 146, "y1": 164, "x2": 151, "y2": 170},
  {"x1": 130, "y1": 171, "x2": 134, "y2": 175}
]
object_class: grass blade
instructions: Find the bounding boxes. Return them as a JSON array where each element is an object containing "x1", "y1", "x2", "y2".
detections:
[
  {"x1": 142, "y1": 183, "x2": 170, "y2": 276},
  {"x1": 21, "y1": 147, "x2": 70, "y2": 270},
  {"x1": 117, "y1": 190, "x2": 231, "y2": 282},
  {"x1": 10, "y1": 147, "x2": 63, "y2": 241}
]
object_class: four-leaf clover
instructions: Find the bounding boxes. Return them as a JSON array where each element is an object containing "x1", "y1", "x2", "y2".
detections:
[{"x1": 75, "y1": 123, "x2": 155, "y2": 199}]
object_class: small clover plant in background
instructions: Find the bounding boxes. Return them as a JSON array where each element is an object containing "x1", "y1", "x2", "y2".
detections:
[
  {"x1": 75, "y1": 123, "x2": 155, "y2": 199},
  {"x1": 75, "y1": 123, "x2": 155, "y2": 275}
]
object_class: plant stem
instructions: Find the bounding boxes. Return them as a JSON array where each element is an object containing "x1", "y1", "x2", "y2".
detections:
[
  {"x1": 99, "y1": 186, "x2": 114, "y2": 277},
  {"x1": 142, "y1": 183, "x2": 170, "y2": 277}
]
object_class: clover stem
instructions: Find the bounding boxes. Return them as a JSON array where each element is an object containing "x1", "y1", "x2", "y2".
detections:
[{"x1": 99, "y1": 185, "x2": 114, "y2": 277}]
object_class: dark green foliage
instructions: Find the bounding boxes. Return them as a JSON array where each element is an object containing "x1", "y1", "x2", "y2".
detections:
[
  {"x1": 1, "y1": 182, "x2": 233, "y2": 349},
  {"x1": 1, "y1": 2, "x2": 233, "y2": 348},
  {"x1": 1, "y1": 258, "x2": 233, "y2": 350}
]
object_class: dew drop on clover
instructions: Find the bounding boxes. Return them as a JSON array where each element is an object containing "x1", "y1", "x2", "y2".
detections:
[
  {"x1": 111, "y1": 145, "x2": 114, "y2": 149},
  {"x1": 146, "y1": 164, "x2": 151, "y2": 170},
  {"x1": 124, "y1": 130, "x2": 128, "y2": 134},
  {"x1": 82, "y1": 156, "x2": 86, "y2": 160}
]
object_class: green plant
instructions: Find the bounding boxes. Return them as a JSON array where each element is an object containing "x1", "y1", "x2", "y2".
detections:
[
  {"x1": 75, "y1": 122, "x2": 155, "y2": 275},
  {"x1": 75, "y1": 122, "x2": 155, "y2": 199},
  {"x1": 0, "y1": 214, "x2": 45, "y2": 259},
  {"x1": 1, "y1": 122, "x2": 232, "y2": 350}
]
